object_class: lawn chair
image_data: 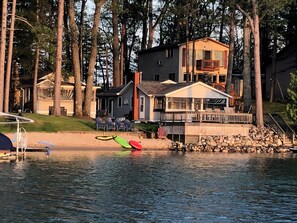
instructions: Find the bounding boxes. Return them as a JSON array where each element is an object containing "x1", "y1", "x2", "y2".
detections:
[
  {"x1": 105, "y1": 117, "x2": 115, "y2": 131},
  {"x1": 95, "y1": 117, "x2": 105, "y2": 131},
  {"x1": 115, "y1": 118, "x2": 125, "y2": 131},
  {"x1": 124, "y1": 119, "x2": 132, "y2": 131},
  {"x1": 157, "y1": 127, "x2": 167, "y2": 139}
]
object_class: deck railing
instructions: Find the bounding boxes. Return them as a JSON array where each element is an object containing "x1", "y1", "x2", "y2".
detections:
[
  {"x1": 160, "y1": 111, "x2": 253, "y2": 124},
  {"x1": 196, "y1": 59, "x2": 220, "y2": 71}
]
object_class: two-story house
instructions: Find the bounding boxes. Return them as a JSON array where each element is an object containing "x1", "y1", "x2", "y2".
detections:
[{"x1": 138, "y1": 37, "x2": 229, "y2": 85}]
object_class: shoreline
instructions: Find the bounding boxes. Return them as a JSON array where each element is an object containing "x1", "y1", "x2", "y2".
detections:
[{"x1": 5, "y1": 131, "x2": 172, "y2": 150}]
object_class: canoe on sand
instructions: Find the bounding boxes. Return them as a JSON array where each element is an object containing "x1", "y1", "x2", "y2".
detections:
[
  {"x1": 95, "y1": 135, "x2": 117, "y2": 141},
  {"x1": 114, "y1": 136, "x2": 132, "y2": 149}
]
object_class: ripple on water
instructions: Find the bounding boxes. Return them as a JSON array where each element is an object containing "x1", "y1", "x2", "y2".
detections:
[{"x1": 1, "y1": 152, "x2": 297, "y2": 222}]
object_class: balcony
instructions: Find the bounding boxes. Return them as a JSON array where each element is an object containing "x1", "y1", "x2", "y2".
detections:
[{"x1": 196, "y1": 59, "x2": 220, "y2": 71}]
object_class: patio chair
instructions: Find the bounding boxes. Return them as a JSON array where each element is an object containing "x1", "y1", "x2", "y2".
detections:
[
  {"x1": 157, "y1": 127, "x2": 167, "y2": 139},
  {"x1": 124, "y1": 119, "x2": 132, "y2": 131},
  {"x1": 105, "y1": 117, "x2": 115, "y2": 131},
  {"x1": 115, "y1": 118, "x2": 125, "y2": 131},
  {"x1": 95, "y1": 117, "x2": 105, "y2": 131}
]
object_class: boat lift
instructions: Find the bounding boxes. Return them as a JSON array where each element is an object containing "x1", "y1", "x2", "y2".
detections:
[{"x1": 0, "y1": 112, "x2": 34, "y2": 157}]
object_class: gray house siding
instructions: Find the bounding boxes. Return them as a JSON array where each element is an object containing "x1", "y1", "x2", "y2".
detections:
[
  {"x1": 138, "y1": 46, "x2": 179, "y2": 82},
  {"x1": 112, "y1": 87, "x2": 133, "y2": 118}
]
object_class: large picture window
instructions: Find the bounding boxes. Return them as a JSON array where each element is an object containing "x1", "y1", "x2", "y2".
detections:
[{"x1": 168, "y1": 97, "x2": 192, "y2": 110}]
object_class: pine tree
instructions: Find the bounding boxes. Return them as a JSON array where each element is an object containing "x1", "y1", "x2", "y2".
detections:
[{"x1": 287, "y1": 71, "x2": 297, "y2": 123}]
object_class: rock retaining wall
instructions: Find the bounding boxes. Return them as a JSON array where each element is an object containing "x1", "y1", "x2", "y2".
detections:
[{"x1": 170, "y1": 126, "x2": 292, "y2": 154}]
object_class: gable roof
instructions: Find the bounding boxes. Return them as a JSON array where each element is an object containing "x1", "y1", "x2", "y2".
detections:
[
  {"x1": 138, "y1": 81, "x2": 232, "y2": 98},
  {"x1": 97, "y1": 81, "x2": 133, "y2": 96}
]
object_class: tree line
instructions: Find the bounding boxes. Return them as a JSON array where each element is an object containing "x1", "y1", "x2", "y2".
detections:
[{"x1": 0, "y1": 0, "x2": 296, "y2": 126}]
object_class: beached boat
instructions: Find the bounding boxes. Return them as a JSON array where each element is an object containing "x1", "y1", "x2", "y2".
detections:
[
  {"x1": 129, "y1": 140, "x2": 142, "y2": 150},
  {"x1": 114, "y1": 136, "x2": 132, "y2": 149},
  {"x1": 289, "y1": 147, "x2": 297, "y2": 153},
  {"x1": 95, "y1": 135, "x2": 117, "y2": 141}
]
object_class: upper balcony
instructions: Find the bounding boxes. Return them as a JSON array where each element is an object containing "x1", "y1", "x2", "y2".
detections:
[{"x1": 196, "y1": 59, "x2": 220, "y2": 71}]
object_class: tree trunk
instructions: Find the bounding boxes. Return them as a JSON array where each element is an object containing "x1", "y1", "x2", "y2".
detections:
[
  {"x1": 243, "y1": 17, "x2": 252, "y2": 112},
  {"x1": 112, "y1": 0, "x2": 120, "y2": 87},
  {"x1": 147, "y1": 0, "x2": 153, "y2": 49},
  {"x1": 0, "y1": 0, "x2": 8, "y2": 112},
  {"x1": 33, "y1": 0, "x2": 40, "y2": 114},
  {"x1": 252, "y1": 0, "x2": 263, "y2": 127},
  {"x1": 54, "y1": 0, "x2": 64, "y2": 116},
  {"x1": 269, "y1": 33, "x2": 277, "y2": 102},
  {"x1": 4, "y1": 0, "x2": 16, "y2": 113},
  {"x1": 83, "y1": 0, "x2": 104, "y2": 116},
  {"x1": 237, "y1": 0, "x2": 263, "y2": 127},
  {"x1": 141, "y1": 0, "x2": 148, "y2": 50},
  {"x1": 225, "y1": 10, "x2": 235, "y2": 94},
  {"x1": 33, "y1": 47, "x2": 40, "y2": 113},
  {"x1": 69, "y1": 0, "x2": 83, "y2": 117},
  {"x1": 79, "y1": 0, "x2": 86, "y2": 82}
]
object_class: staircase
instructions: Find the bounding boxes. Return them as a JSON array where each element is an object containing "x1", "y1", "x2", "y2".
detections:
[{"x1": 264, "y1": 113, "x2": 296, "y2": 147}]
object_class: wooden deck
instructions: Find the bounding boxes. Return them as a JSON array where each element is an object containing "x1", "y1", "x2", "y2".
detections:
[{"x1": 160, "y1": 111, "x2": 253, "y2": 124}]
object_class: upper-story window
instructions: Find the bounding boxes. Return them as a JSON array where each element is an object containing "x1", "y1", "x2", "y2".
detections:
[
  {"x1": 169, "y1": 73, "x2": 175, "y2": 81},
  {"x1": 203, "y1": 50, "x2": 211, "y2": 60},
  {"x1": 166, "y1": 48, "x2": 173, "y2": 58},
  {"x1": 214, "y1": 50, "x2": 224, "y2": 67},
  {"x1": 154, "y1": 74, "x2": 160, "y2": 81}
]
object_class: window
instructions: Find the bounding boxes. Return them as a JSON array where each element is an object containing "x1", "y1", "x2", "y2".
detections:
[
  {"x1": 165, "y1": 48, "x2": 173, "y2": 58},
  {"x1": 168, "y1": 97, "x2": 192, "y2": 110},
  {"x1": 154, "y1": 97, "x2": 165, "y2": 111},
  {"x1": 193, "y1": 74, "x2": 198, "y2": 82},
  {"x1": 117, "y1": 97, "x2": 122, "y2": 108},
  {"x1": 203, "y1": 50, "x2": 211, "y2": 60},
  {"x1": 140, "y1": 97, "x2": 144, "y2": 112},
  {"x1": 183, "y1": 73, "x2": 191, "y2": 82},
  {"x1": 169, "y1": 73, "x2": 175, "y2": 81},
  {"x1": 203, "y1": 98, "x2": 226, "y2": 110},
  {"x1": 154, "y1": 75, "x2": 160, "y2": 81},
  {"x1": 214, "y1": 50, "x2": 224, "y2": 67},
  {"x1": 212, "y1": 75, "x2": 217, "y2": 83},
  {"x1": 219, "y1": 75, "x2": 226, "y2": 83}
]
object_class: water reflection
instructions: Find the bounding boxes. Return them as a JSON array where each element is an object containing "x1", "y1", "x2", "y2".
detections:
[{"x1": 1, "y1": 151, "x2": 297, "y2": 222}]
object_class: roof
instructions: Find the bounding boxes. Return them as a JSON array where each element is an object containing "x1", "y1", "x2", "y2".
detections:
[
  {"x1": 97, "y1": 81, "x2": 133, "y2": 97},
  {"x1": 138, "y1": 81, "x2": 232, "y2": 98}
]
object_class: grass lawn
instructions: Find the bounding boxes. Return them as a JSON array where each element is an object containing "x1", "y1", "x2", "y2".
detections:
[
  {"x1": 0, "y1": 114, "x2": 96, "y2": 133},
  {"x1": 262, "y1": 100, "x2": 293, "y2": 124}
]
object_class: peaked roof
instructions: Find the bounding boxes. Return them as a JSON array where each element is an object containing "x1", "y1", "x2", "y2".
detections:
[{"x1": 138, "y1": 81, "x2": 232, "y2": 98}]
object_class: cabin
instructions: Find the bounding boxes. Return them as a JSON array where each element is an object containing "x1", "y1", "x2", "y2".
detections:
[
  {"x1": 138, "y1": 37, "x2": 229, "y2": 85},
  {"x1": 17, "y1": 73, "x2": 99, "y2": 118},
  {"x1": 97, "y1": 81, "x2": 133, "y2": 119}
]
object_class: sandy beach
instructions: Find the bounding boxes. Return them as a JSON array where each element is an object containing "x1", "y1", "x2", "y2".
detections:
[{"x1": 5, "y1": 131, "x2": 172, "y2": 150}]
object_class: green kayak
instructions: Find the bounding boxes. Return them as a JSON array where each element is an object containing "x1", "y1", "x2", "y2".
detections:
[{"x1": 114, "y1": 136, "x2": 132, "y2": 149}]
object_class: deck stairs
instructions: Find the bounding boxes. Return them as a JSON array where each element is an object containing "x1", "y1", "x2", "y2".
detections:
[{"x1": 264, "y1": 113, "x2": 296, "y2": 147}]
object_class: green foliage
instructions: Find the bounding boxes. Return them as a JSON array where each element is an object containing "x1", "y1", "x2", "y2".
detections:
[{"x1": 287, "y1": 71, "x2": 297, "y2": 123}]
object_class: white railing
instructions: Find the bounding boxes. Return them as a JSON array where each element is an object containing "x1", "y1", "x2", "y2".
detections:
[{"x1": 160, "y1": 111, "x2": 253, "y2": 124}]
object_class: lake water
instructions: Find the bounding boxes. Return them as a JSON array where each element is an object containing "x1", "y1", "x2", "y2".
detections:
[{"x1": 1, "y1": 150, "x2": 297, "y2": 223}]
